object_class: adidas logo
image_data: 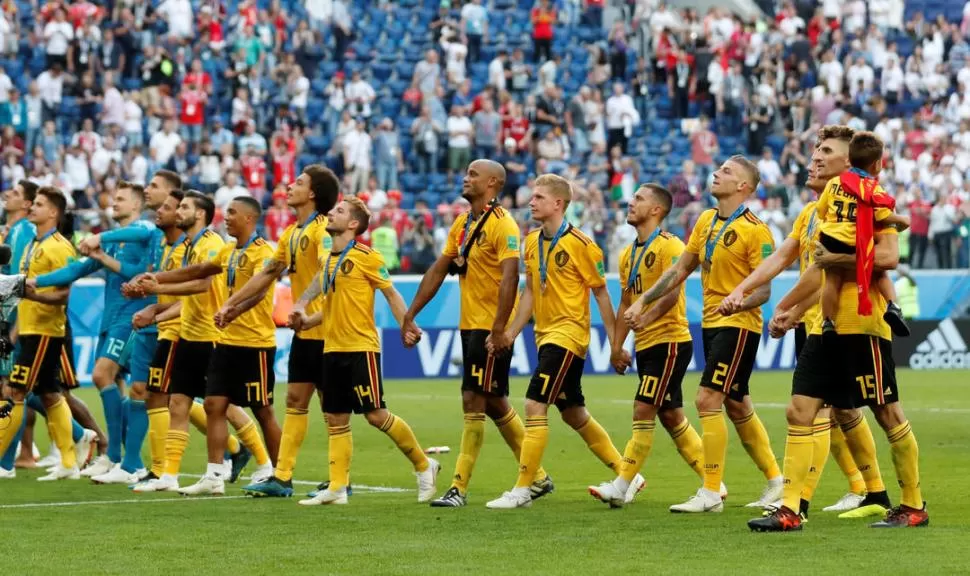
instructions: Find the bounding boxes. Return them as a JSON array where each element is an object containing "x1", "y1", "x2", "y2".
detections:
[{"x1": 909, "y1": 318, "x2": 970, "y2": 369}]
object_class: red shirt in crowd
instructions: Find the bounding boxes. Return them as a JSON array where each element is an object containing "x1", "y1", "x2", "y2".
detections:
[
  {"x1": 531, "y1": 7, "x2": 556, "y2": 40},
  {"x1": 908, "y1": 199, "x2": 932, "y2": 236},
  {"x1": 273, "y1": 148, "x2": 296, "y2": 187},
  {"x1": 503, "y1": 116, "x2": 530, "y2": 147},
  {"x1": 379, "y1": 206, "x2": 411, "y2": 239},
  {"x1": 263, "y1": 207, "x2": 295, "y2": 242},
  {"x1": 241, "y1": 155, "x2": 268, "y2": 191},
  {"x1": 183, "y1": 71, "x2": 212, "y2": 92},
  {"x1": 179, "y1": 89, "x2": 206, "y2": 126}
]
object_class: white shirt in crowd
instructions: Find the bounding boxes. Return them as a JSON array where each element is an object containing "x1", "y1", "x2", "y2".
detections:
[
  {"x1": 149, "y1": 130, "x2": 183, "y2": 165},
  {"x1": 538, "y1": 59, "x2": 558, "y2": 89},
  {"x1": 819, "y1": 59, "x2": 844, "y2": 96},
  {"x1": 64, "y1": 152, "x2": 90, "y2": 191},
  {"x1": 158, "y1": 0, "x2": 194, "y2": 38},
  {"x1": 605, "y1": 93, "x2": 639, "y2": 130},
  {"x1": 0, "y1": 71, "x2": 11, "y2": 103},
  {"x1": 443, "y1": 40, "x2": 468, "y2": 85},
  {"x1": 881, "y1": 63, "x2": 904, "y2": 94},
  {"x1": 43, "y1": 21, "x2": 73, "y2": 55},
  {"x1": 90, "y1": 147, "x2": 123, "y2": 179},
  {"x1": 36, "y1": 70, "x2": 64, "y2": 106},
  {"x1": 291, "y1": 75, "x2": 310, "y2": 109},
  {"x1": 345, "y1": 79, "x2": 375, "y2": 116},
  {"x1": 102, "y1": 86, "x2": 125, "y2": 126},
  {"x1": 128, "y1": 153, "x2": 148, "y2": 185},
  {"x1": 447, "y1": 114, "x2": 473, "y2": 148},
  {"x1": 214, "y1": 184, "x2": 250, "y2": 211},
  {"x1": 894, "y1": 156, "x2": 916, "y2": 186},
  {"x1": 124, "y1": 98, "x2": 143, "y2": 134},
  {"x1": 488, "y1": 56, "x2": 506, "y2": 91},
  {"x1": 757, "y1": 157, "x2": 783, "y2": 188},
  {"x1": 343, "y1": 128, "x2": 373, "y2": 170},
  {"x1": 846, "y1": 63, "x2": 875, "y2": 97}
]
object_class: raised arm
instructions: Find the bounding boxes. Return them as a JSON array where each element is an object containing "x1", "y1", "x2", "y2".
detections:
[{"x1": 89, "y1": 249, "x2": 146, "y2": 280}]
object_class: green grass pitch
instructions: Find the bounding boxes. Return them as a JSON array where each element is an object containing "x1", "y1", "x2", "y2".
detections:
[{"x1": 2, "y1": 370, "x2": 968, "y2": 575}]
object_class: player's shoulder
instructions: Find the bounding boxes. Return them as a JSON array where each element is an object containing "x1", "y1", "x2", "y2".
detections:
[
  {"x1": 251, "y1": 236, "x2": 274, "y2": 256},
  {"x1": 658, "y1": 231, "x2": 685, "y2": 250},
  {"x1": 132, "y1": 219, "x2": 156, "y2": 231},
  {"x1": 695, "y1": 208, "x2": 717, "y2": 229},
  {"x1": 740, "y1": 209, "x2": 766, "y2": 227},
  {"x1": 524, "y1": 228, "x2": 540, "y2": 247},
  {"x1": 565, "y1": 225, "x2": 593, "y2": 248},
  {"x1": 50, "y1": 232, "x2": 75, "y2": 253}
]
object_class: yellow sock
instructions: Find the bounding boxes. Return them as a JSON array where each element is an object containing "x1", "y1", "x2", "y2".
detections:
[
  {"x1": 452, "y1": 413, "x2": 486, "y2": 494},
  {"x1": 164, "y1": 429, "x2": 190, "y2": 476},
  {"x1": 841, "y1": 412, "x2": 885, "y2": 493},
  {"x1": 494, "y1": 409, "x2": 550, "y2": 483},
  {"x1": 47, "y1": 397, "x2": 77, "y2": 469},
  {"x1": 237, "y1": 421, "x2": 270, "y2": 467},
  {"x1": 733, "y1": 412, "x2": 781, "y2": 480},
  {"x1": 576, "y1": 416, "x2": 622, "y2": 473},
  {"x1": 514, "y1": 416, "x2": 548, "y2": 488},
  {"x1": 669, "y1": 418, "x2": 704, "y2": 478},
  {"x1": 781, "y1": 424, "x2": 814, "y2": 512},
  {"x1": 275, "y1": 408, "x2": 309, "y2": 482},
  {"x1": 188, "y1": 401, "x2": 207, "y2": 434},
  {"x1": 0, "y1": 402, "x2": 24, "y2": 457},
  {"x1": 327, "y1": 424, "x2": 352, "y2": 491},
  {"x1": 831, "y1": 424, "x2": 866, "y2": 494},
  {"x1": 226, "y1": 434, "x2": 241, "y2": 455},
  {"x1": 700, "y1": 411, "x2": 728, "y2": 492},
  {"x1": 887, "y1": 421, "x2": 922, "y2": 509},
  {"x1": 619, "y1": 420, "x2": 655, "y2": 483},
  {"x1": 801, "y1": 417, "x2": 831, "y2": 502},
  {"x1": 379, "y1": 413, "x2": 429, "y2": 472},
  {"x1": 147, "y1": 407, "x2": 170, "y2": 477}
]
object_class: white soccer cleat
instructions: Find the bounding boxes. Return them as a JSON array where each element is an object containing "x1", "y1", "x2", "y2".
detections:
[
  {"x1": 763, "y1": 498, "x2": 783, "y2": 512},
  {"x1": 720, "y1": 482, "x2": 729, "y2": 500},
  {"x1": 250, "y1": 463, "x2": 274, "y2": 484},
  {"x1": 299, "y1": 488, "x2": 349, "y2": 506},
  {"x1": 132, "y1": 474, "x2": 180, "y2": 493},
  {"x1": 486, "y1": 488, "x2": 533, "y2": 509},
  {"x1": 80, "y1": 455, "x2": 114, "y2": 478},
  {"x1": 0, "y1": 467, "x2": 15, "y2": 479},
  {"x1": 415, "y1": 458, "x2": 440, "y2": 503},
  {"x1": 92, "y1": 465, "x2": 140, "y2": 485},
  {"x1": 74, "y1": 429, "x2": 98, "y2": 469},
  {"x1": 588, "y1": 480, "x2": 626, "y2": 508},
  {"x1": 36, "y1": 445, "x2": 61, "y2": 469},
  {"x1": 177, "y1": 474, "x2": 225, "y2": 496},
  {"x1": 669, "y1": 488, "x2": 724, "y2": 513},
  {"x1": 624, "y1": 474, "x2": 646, "y2": 504},
  {"x1": 37, "y1": 464, "x2": 81, "y2": 481},
  {"x1": 746, "y1": 477, "x2": 784, "y2": 508},
  {"x1": 823, "y1": 492, "x2": 866, "y2": 512}
]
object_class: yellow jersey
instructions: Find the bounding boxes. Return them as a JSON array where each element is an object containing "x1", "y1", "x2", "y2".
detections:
[
  {"x1": 686, "y1": 208, "x2": 774, "y2": 333},
  {"x1": 788, "y1": 200, "x2": 822, "y2": 334},
  {"x1": 618, "y1": 232, "x2": 691, "y2": 351},
  {"x1": 156, "y1": 235, "x2": 188, "y2": 341},
  {"x1": 816, "y1": 175, "x2": 894, "y2": 246},
  {"x1": 524, "y1": 225, "x2": 606, "y2": 358},
  {"x1": 273, "y1": 214, "x2": 329, "y2": 341},
  {"x1": 320, "y1": 242, "x2": 392, "y2": 353},
  {"x1": 178, "y1": 230, "x2": 226, "y2": 342},
  {"x1": 19, "y1": 231, "x2": 75, "y2": 337},
  {"x1": 218, "y1": 236, "x2": 277, "y2": 348},
  {"x1": 442, "y1": 206, "x2": 521, "y2": 331},
  {"x1": 809, "y1": 228, "x2": 897, "y2": 340}
]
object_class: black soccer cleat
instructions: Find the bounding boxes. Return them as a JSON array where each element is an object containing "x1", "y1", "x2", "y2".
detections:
[
  {"x1": 883, "y1": 301, "x2": 911, "y2": 337},
  {"x1": 430, "y1": 486, "x2": 467, "y2": 507},
  {"x1": 871, "y1": 503, "x2": 929, "y2": 528},
  {"x1": 749, "y1": 506, "x2": 803, "y2": 532},
  {"x1": 229, "y1": 444, "x2": 252, "y2": 483}
]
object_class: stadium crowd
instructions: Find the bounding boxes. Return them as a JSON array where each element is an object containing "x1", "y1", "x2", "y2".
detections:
[{"x1": 1, "y1": 0, "x2": 970, "y2": 272}]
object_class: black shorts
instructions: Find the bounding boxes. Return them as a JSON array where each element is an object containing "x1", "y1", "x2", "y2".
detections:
[
  {"x1": 794, "y1": 323, "x2": 807, "y2": 359},
  {"x1": 460, "y1": 329, "x2": 511, "y2": 397},
  {"x1": 700, "y1": 327, "x2": 760, "y2": 402},
  {"x1": 206, "y1": 345, "x2": 276, "y2": 409},
  {"x1": 791, "y1": 335, "x2": 849, "y2": 408},
  {"x1": 840, "y1": 334, "x2": 898, "y2": 408},
  {"x1": 526, "y1": 344, "x2": 586, "y2": 410},
  {"x1": 11, "y1": 335, "x2": 65, "y2": 394},
  {"x1": 148, "y1": 338, "x2": 178, "y2": 394},
  {"x1": 635, "y1": 341, "x2": 692, "y2": 410},
  {"x1": 321, "y1": 351, "x2": 385, "y2": 414},
  {"x1": 819, "y1": 232, "x2": 855, "y2": 255},
  {"x1": 60, "y1": 320, "x2": 78, "y2": 390},
  {"x1": 169, "y1": 339, "x2": 215, "y2": 399},
  {"x1": 288, "y1": 335, "x2": 324, "y2": 388}
]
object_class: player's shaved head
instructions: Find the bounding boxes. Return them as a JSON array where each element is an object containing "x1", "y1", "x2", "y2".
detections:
[
  {"x1": 462, "y1": 159, "x2": 507, "y2": 204},
  {"x1": 232, "y1": 195, "x2": 262, "y2": 217},
  {"x1": 475, "y1": 159, "x2": 506, "y2": 187}
]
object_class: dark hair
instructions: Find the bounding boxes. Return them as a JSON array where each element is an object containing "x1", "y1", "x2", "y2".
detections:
[
  {"x1": 184, "y1": 190, "x2": 215, "y2": 226},
  {"x1": 169, "y1": 189, "x2": 185, "y2": 203},
  {"x1": 304, "y1": 164, "x2": 340, "y2": 215},
  {"x1": 848, "y1": 131, "x2": 885, "y2": 171},
  {"x1": 36, "y1": 186, "x2": 67, "y2": 216},
  {"x1": 153, "y1": 169, "x2": 183, "y2": 191},
  {"x1": 642, "y1": 183, "x2": 673, "y2": 218},
  {"x1": 232, "y1": 195, "x2": 262, "y2": 216},
  {"x1": 17, "y1": 180, "x2": 38, "y2": 202},
  {"x1": 118, "y1": 180, "x2": 146, "y2": 204}
]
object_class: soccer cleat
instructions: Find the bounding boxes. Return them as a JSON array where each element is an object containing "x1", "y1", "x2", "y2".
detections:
[
  {"x1": 132, "y1": 475, "x2": 180, "y2": 493},
  {"x1": 670, "y1": 488, "x2": 724, "y2": 513},
  {"x1": 588, "y1": 480, "x2": 626, "y2": 508},
  {"x1": 430, "y1": 486, "x2": 468, "y2": 507},
  {"x1": 229, "y1": 444, "x2": 252, "y2": 483},
  {"x1": 243, "y1": 477, "x2": 294, "y2": 498},
  {"x1": 486, "y1": 488, "x2": 533, "y2": 509},
  {"x1": 38, "y1": 464, "x2": 81, "y2": 481},
  {"x1": 299, "y1": 487, "x2": 348, "y2": 506},
  {"x1": 748, "y1": 505, "x2": 803, "y2": 532},
  {"x1": 178, "y1": 474, "x2": 226, "y2": 496},
  {"x1": 74, "y1": 429, "x2": 98, "y2": 469},
  {"x1": 745, "y1": 478, "x2": 784, "y2": 508},
  {"x1": 308, "y1": 481, "x2": 353, "y2": 499},
  {"x1": 530, "y1": 474, "x2": 555, "y2": 501},
  {"x1": 883, "y1": 302, "x2": 910, "y2": 337},
  {"x1": 838, "y1": 492, "x2": 891, "y2": 519},
  {"x1": 250, "y1": 463, "x2": 274, "y2": 485},
  {"x1": 870, "y1": 503, "x2": 929, "y2": 528},
  {"x1": 36, "y1": 445, "x2": 61, "y2": 469},
  {"x1": 92, "y1": 465, "x2": 141, "y2": 485},
  {"x1": 624, "y1": 474, "x2": 646, "y2": 504},
  {"x1": 415, "y1": 458, "x2": 440, "y2": 503},
  {"x1": 823, "y1": 492, "x2": 866, "y2": 513},
  {"x1": 129, "y1": 471, "x2": 158, "y2": 489},
  {"x1": 720, "y1": 482, "x2": 729, "y2": 500},
  {"x1": 80, "y1": 455, "x2": 114, "y2": 478},
  {"x1": 0, "y1": 467, "x2": 15, "y2": 479}
]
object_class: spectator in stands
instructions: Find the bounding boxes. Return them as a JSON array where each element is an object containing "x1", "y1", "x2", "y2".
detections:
[
  {"x1": 374, "y1": 117, "x2": 403, "y2": 192},
  {"x1": 414, "y1": 49, "x2": 442, "y2": 96},
  {"x1": 441, "y1": 33, "x2": 468, "y2": 89},
  {"x1": 43, "y1": 8, "x2": 73, "y2": 69},
  {"x1": 371, "y1": 217, "x2": 401, "y2": 273},
  {"x1": 757, "y1": 148, "x2": 783, "y2": 189},
  {"x1": 346, "y1": 70, "x2": 376, "y2": 119},
  {"x1": 472, "y1": 97, "x2": 501, "y2": 161},
  {"x1": 264, "y1": 186, "x2": 295, "y2": 242},
  {"x1": 402, "y1": 215, "x2": 436, "y2": 274},
  {"x1": 531, "y1": 0, "x2": 556, "y2": 63},
  {"x1": 759, "y1": 195, "x2": 790, "y2": 248},
  {"x1": 238, "y1": 120, "x2": 268, "y2": 155},
  {"x1": 745, "y1": 93, "x2": 773, "y2": 155},
  {"x1": 240, "y1": 145, "x2": 268, "y2": 201},
  {"x1": 460, "y1": 0, "x2": 487, "y2": 64},
  {"x1": 908, "y1": 186, "x2": 932, "y2": 268},
  {"x1": 90, "y1": 134, "x2": 122, "y2": 181},
  {"x1": 447, "y1": 104, "x2": 472, "y2": 182},
  {"x1": 331, "y1": 0, "x2": 353, "y2": 66},
  {"x1": 215, "y1": 170, "x2": 251, "y2": 212},
  {"x1": 537, "y1": 128, "x2": 569, "y2": 175},
  {"x1": 496, "y1": 137, "x2": 529, "y2": 205},
  {"x1": 343, "y1": 117, "x2": 372, "y2": 194},
  {"x1": 930, "y1": 194, "x2": 957, "y2": 269},
  {"x1": 508, "y1": 48, "x2": 532, "y2": 100},
  {"x1": 606, "y1": 82, "x2": 638, "y2": 154},
  {"x1": 411, "y1": 105, "x2": 443, "y2": 175},
  {"x1": 488, "y1": 49, "x2": 509, "y2": 92},
  {"x1": 536, "y1": 83, "x2": 564, "y2": 140}
]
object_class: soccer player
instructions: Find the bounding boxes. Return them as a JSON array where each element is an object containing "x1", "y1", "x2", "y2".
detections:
[
  {"x1": 214, "y1": 165, "x2": 339, "y2": 498},
  {"x1": 626, "y1": 156, "x2": 782, "y2": 513},
  {"x1": 127, "y1": 192, "x2": 270, "y2": 492},
  {"x1": 720, "y1": 126, "x2": 872, "y2": 518},
  {"x1": 485, "y1": 174, "x2": 632, "y2": 510},
  {"x1": 293, "y1": 197, "x2": 439, "y2": 506},
  {"x1": 34, "y1": 182, "x2": 155, "y2": 480},
  {"x1": 402, "y1": 159, "x2": 553, "y2": 508},
  {"x1": 0, "y1": 187, "x2": 79, "y2": 481},
  {"x1": 589, "y1": 183, "x2": 725, "y2": 507}
]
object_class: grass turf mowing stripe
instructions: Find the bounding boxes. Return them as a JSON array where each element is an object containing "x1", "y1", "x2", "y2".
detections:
[{"x1": 0, "y1": 496, "x2": 250, "y2": 509}]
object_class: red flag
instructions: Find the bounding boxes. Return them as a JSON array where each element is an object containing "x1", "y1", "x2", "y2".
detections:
[{"x1": 838, "y1": 171, "x2": 896, "y2": 315}]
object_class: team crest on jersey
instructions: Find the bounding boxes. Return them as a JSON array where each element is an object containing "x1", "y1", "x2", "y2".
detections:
[
  {"x1": 555, "y1": 250, "x2": 569, "y2": 267},
  {"x1": 33, "y1": 248, "x2": 43, "y2": 260},
  {"x1": 723, "y1": 230, "x2": 738, "y2": 247},
  {"x1": 300, "y1": 236, "x2": 310, "y2": 251},
  {"x1": 645, "y1": 252, "x2": 656, "y2": 268},
  {"x1": 239, "y1": 254, "x2": 249, "y2": 268},
  {"x1": 341, "y1": 260, "x2": 355, "y2": 274}
]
